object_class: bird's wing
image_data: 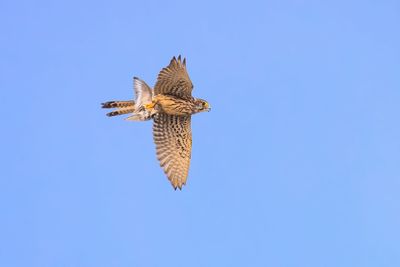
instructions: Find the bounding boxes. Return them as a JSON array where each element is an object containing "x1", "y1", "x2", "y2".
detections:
[
  {"x1": 154, "y1": 55, "x2": 193, "y2": 100},
  {"x1": 153, "y1": 113, "x2": 192, "y2": 190},
  {"x1": 133, "y1": 77, "x2": 153, "y2": 107}
]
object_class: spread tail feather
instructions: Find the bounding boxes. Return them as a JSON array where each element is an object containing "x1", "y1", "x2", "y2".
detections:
[
  {"x1": 101, "y1": 100, "x2": 135, "y2": 109},
  {"x1": 105, "y1": 107, "x2": 135, "y2": 117},
  {"x1": 102, "y1": 77, "x2": 153, "y2": 120},
  {"x1": 101, "y1": 100, "x2": 135, "y2": 117}
]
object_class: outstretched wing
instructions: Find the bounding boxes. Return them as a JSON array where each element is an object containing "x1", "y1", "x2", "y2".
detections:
[
  {"x1": 133, "y1": 77, "x2": 153, "y2": 107},
  {"x1": 153, "y1": 113, "x2": 192, "y2": 190},
  {"x1": 154, "y1": 55, "x2": 193, "y2": 100}
]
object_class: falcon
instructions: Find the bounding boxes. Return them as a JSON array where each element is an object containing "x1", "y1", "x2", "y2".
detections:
[{"x1": 102, "y1": 56, "x2": 210, "y2": 190}]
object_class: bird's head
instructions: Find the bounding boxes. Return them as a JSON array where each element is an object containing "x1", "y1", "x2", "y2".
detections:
[{"x1": 194, "y1": 98, "x2": 211, "y2": 113}]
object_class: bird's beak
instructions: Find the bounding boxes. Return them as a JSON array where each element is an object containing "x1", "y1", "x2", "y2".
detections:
[{"x1": 205, "y1": 102, "x2": 211, "y2": 112}]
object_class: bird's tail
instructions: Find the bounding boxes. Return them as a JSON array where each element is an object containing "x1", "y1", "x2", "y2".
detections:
[{"x1": 101, "y1": 100, "x2": 135, "y2": 117}]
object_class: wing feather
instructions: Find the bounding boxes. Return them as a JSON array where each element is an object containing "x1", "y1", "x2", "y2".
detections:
[
  {"x1": 153, "y1": 113, "x2": 192, "y2": 190},
  {"x1": 154, "y1": 56, "x2": 193, "y2": 100},
  {"x1": 133, "y1": 77, "x2": 153, "y2": 107}
]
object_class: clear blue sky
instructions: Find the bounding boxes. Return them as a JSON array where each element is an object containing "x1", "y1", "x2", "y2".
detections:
[{"x1": 1, "y1": 0, "x2": 399, "y2": 266}]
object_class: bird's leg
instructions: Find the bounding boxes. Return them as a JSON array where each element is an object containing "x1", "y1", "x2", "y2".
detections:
[
  {"x1": 144, "y1": 95, "x2": 161, "y2": 111},
  {"x1": 144, "y1": 102, "x2": 155, "y2": 110}
]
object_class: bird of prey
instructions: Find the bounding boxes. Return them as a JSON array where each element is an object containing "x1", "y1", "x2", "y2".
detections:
[{"x1": 102, "y1": 56, "x2": 210, "y2": 190}]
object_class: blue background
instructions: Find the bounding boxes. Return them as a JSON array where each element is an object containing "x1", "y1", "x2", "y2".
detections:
[{"x1": 1, "y1": 0, "x2": 399, "y2": 266}]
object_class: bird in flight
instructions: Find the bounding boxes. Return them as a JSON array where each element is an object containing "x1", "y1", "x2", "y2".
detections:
[{"x1": 102, "y1": 56, "x2": 210, "y2": 190}]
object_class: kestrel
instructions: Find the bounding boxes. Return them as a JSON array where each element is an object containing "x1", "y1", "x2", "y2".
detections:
[{"x1": 102, "y1": 56, "x2": 210, "y2": 190}]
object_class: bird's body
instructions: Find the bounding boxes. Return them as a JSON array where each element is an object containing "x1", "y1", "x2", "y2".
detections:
[
  {"x1": 146, "y1": 94, "x2": 209, "y2": 116},
  {"x1": 102, "y1": 56, "x2": 210, "y2": 189}
]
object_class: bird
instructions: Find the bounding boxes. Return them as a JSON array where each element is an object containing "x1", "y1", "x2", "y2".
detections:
[{"x1": 102, "y1": 56, "x2": 210, "y2": 190}]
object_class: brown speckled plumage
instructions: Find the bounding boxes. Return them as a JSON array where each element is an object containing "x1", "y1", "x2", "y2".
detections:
[{"x1": 153, "y1": 113, "x2": 192, "y2": 189}]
